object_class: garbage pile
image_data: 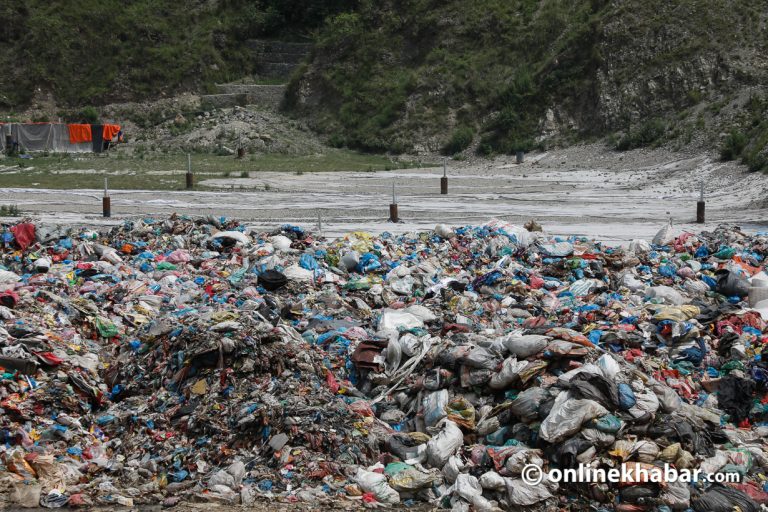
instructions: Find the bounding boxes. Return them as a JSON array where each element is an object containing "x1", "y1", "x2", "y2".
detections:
[{"x1": 1, "y1": 215, "x2": 768, "y2": 510}]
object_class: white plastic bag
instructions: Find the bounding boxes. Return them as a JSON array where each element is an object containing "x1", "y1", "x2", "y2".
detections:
[
  {"x1": 628, "y1": 239, "x2": 652, "y2": 254},
  {"x1": 645, "y1": 285, "x2": 685, "y2": 305},
  {"x1": 353, "y1": 468, "x2": 400, "y2": 504},
  {"x1": 423, "y1": 389, "x2": 449, "y2": 427},
  {"x1": 648, "y1": 379, "x2": 682, "y2": 412},
  {"x1": 478, "y1": 471, "x2": 506, "y2": 491},
  {"x1": 452, "y1": 473, "x2": 482, "y2": 502},
  {"x1": 652, "y1": 223, "x2": 675, "y2": 246},
  {"x1": 283, "y1": 264, "x2": 314, "y2": 282},
  {"x1": 489, "y1": 357, "x2": 527, "y2": 390},
  {"x1": 427, "y1": 420, "x2": 464, "y2": 468},
  {"x1": 442, "y1": 455, "x2": 465, "y2": 484},
  {"x1": 484, "y1": 219, "x2": 535, "y2": 247},
  {"x1": 596, "y1": 354, "x2": 621, "y2": 380},
  {"x1": 539, "y1": 392, "x2": 608, "y2": 443},
  {"x1": 269, "y1": 235, "x2": 291, "y2": 251},
  {"x1": 505, "y1": 474, "x2": 558, "y2": 506},
  {"x1": 434, "y1": 224, "x2": 455, "y2": 238},
  {"x1": 379, "y1": 309, "x2": 424, "y2": 331},
  {"x1": 502, "y1": 334, "x2": 550, "y2": 358}
]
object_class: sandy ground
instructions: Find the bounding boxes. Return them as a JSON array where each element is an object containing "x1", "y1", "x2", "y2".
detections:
[{"x1": 2, "y1": 144, "x2": 767, "y2": 244}]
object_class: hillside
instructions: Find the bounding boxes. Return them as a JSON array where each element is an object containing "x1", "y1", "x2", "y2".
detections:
[
  {"x1": 285, "y1": 0, "x2": 768, "y2": 169},
  {"x1": 0, "y1": 0, "x2": 352, "y2": 108},
  {"x1": 3, "y1": 0, "x2": 768, "y2": 170}
]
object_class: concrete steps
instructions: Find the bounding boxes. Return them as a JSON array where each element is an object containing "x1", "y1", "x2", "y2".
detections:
[
  {"x1": 246, "y1": 39, "x2": 312, "y2": 80},
  {"x1": 200, "y1": 39, "x2": 310, "y2": 110},
  {"x1": 201, "y1": 85, "x2": 286, "y2": 110}
]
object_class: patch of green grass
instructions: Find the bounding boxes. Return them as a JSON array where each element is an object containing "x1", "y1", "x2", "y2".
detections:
[
  {"x1": 0, "y1": 150, "x2": 434, "y2": 190},
  {"x1": 616, "y1": 119, "x2": 666, "y2": 151},
  {"x1": 720, "y1": 130, "x2": 747, "y2": 161},
  {"x1": 442, "y1": 125, "x2": 474, "y2": 155},
  {"x1": 0, "y1": 204, "x2": 21, "y2": 216}
]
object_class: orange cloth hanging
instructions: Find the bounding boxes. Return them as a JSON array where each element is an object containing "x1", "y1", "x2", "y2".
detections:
[
  {"x1": 68, "y1": 124, "x2": 92, "y2": 144},
  {"x1": 102, "y1": 124, "x2": 121, "y2": 141}
]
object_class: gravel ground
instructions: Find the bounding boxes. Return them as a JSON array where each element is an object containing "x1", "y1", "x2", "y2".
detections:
[{"x1": 1, "y1": 143, "x2": 767, "y2": 243}]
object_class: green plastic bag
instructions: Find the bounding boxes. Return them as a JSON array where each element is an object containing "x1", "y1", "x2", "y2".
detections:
[
  {"x1": 591, "y1": 414, "x2": 622, "y2": 433},
  {"x1": 713, "y1": 247, "x2": 735, "y2": 260},
  {"x1": 95, "y1": 317, "x2": 119, "y2": 338}
]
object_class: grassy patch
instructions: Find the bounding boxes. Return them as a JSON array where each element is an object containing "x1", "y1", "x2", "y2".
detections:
[{"x1": 0, "y1": 150, "x2": 433, "y2": 190}]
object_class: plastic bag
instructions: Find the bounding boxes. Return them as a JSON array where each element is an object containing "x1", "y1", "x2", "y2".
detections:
[
  {"x1": 539, "y1": 241, "x2": 573, "y2": 257},
  {"x1": 590, "y1": 414, "x2": 622, "y2": 434},
  {"x1": 691, "y1": 484, "x2": 758, "y2": 512},
  {"x1": 661, "y1": 480, "x2": 690, "y2": 509},
  {"x1": 489, "y1": 356, "x2": 527, "y2": 390},
  {"x1": 478, "y1": 471, "x2": 506, "y2": 491},
  {"x1": 29, "y1": 454, "x2": 66, "y2": 493},
  {"x1": 506, "y1": 474, "x2": 558, "y2": 506},
  {"x1": 629, "y1": 239, "x2": 652, "y2": 254},
  {"x1": 646, "y1": 285, "x2": 685, "y2": 305},
  {"x1": 10, "y1": 481, "x2": 42, "y2": 508},
  {"x1": 269, "y1": 235, "x2": 291, "y2": 251},
  {"x1": 458, "y1": 346, "x2": 499, "y2": 370},
  {"x1": 451, "y1": 473, "x2": 482, "y2": 502},
  {"x1": 426, "y1": 419, "x2": 464, "y2": 468},
  {"x1": 635, "y1": 441, "x2": 660, "y2": 463},
  {"x1": 648, "y1": 380, "x2": 682, "y2": 412},
  {"x1": 715, "y1": 269, "x2": 750, "y2": 297},
  {"x1": 445, "y1": 397, "x2": 476, "y2": 430},
  {"x1": 502, "y1": 334, "x2": 550, "y2": 358},
  {"x1": 353, "y1": 468, "x2": 400, "y2": 504},
  {"x1": 283, "y1": 264, "x2": 314, "y2": 282},
  {"x1": 442, "y1": 455, "x2": 465, "y2": 484},
  {"x1": 539, "y1": 392, "x2": 608, "y2": 443},
  {"x1": 387, "y1": 464, "x2": 439, "y2": 491},
  {"x1": 653, "y1": 223, "x2": 675, "y2": 246},
  {"x1": 95, "y1": 317, "x2": 119, "y2": 338},
  {"x1": 434, "y1": 224, "x2": 455, "y2": 238},
  {"x1": 390, "y1": 275, "x2": 415, "y2": 295},
  {"x1": 423, "y1": 389, "x2": 449, "y2": 427},
  {"x1": 509, "y1": 387, "x2": 546, "y2": 423},
  {"x1": 596, "y1": 354, "x2": 621, "y2": 379},
  {"x1": 379, "y1": 309, "x2": 424, "y2": 331},
  {"x1": 617, "y1": 383, "x2": 637, "y2": 410}
]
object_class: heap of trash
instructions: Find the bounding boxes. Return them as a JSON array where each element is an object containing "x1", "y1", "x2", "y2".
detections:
[{"x1": 2, "y1": 215, "x2": 768, "y2": 510}]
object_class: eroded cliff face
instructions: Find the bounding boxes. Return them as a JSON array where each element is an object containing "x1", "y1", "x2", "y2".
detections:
[{"x1": 287, "y1": 0, "x2": 768, "y2": 157}]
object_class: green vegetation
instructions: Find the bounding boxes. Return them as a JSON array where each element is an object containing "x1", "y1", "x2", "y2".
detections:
[
  {"x1": 717, "y1": 95, "x2": 768, "y2": 172},
  {"x1": 442, "y1": 126, "x2": 474, "y2": 155},
  {"x1": 720, "y1": 130, "x2": 748, "y2": 161},
  {"x1": 286, "y1": 0, "x2": 765, "y2": 154},
  {"x1": 0, "y1": 1, "x2": 353, "y2": 108},
  {"x1": 289, "y1": 0, "x2": 610, "y2": 154},
  {"x1": 2, "y1": 0, "x2": 765, "y2": 158},
  {"x1": 0, "y1": 205, "x2": 21, "y2": 216},
  {"x1": 616, "y1": 119, "x2": 666, "y2": 151},
  {"x1": 0, "y1": 150, "x2": 432, "y2": 190}
]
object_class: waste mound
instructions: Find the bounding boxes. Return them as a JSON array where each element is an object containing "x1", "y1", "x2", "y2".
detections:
[{"x1": 1, "y1": 216, "x2": 768, "y2": 510}]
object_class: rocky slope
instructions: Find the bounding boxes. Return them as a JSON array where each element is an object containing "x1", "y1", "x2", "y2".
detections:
[{"x1": 285, "y1": 0, "x2": 768, "y2": 165}]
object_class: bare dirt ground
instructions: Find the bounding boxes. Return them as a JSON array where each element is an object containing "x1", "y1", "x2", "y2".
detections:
[{"x1": 2, "y1": 144, "x2": 766, "y2": 244}]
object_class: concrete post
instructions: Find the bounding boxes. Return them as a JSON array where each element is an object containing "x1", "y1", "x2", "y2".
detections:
[
  {"x1": 102, "y1": 178, "x2": 111, "y2": 218},
  {"x1": 696, "y1": 180, "x2": 705, "y2": 223},
  {"x1": 389, "y1": 181, "x2": 399, "y2": 222},
  {"x1": 186, "y1": 153, "x2": 194, "y2": 189},
  {"x1": 441, "y1": 158, "x2": 448, "y2": 194}
]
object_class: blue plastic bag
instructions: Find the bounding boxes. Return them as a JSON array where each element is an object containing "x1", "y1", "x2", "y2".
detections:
[{"x1": 617, "y1": 383, "x2": 636, "y2": 410}]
